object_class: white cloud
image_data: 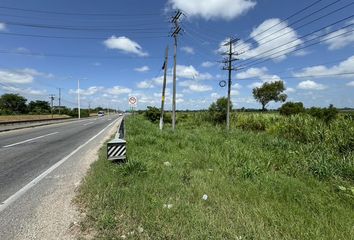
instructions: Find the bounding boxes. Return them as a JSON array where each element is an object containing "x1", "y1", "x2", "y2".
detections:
[
  {"x1": 346, "y1": 81, "x2": 354, "y2": 87},
  {"x1": 106, "y1": 86, "x2": 132, "y2": 95},
  {"x1": 201, "y1": 61, "x2": 216, "y2": 68},
  {"x1": 323, "y1": 25, "x2": 354, "y2": 50},
  {"x1": 137, "y1": 80, "x2": 154, "y2": 89},
  {"x1": 176, "y1": 65, "x2": 199, "y2": 79},
  {"x1": 0, "y1": 68, "x2": 53, "y2": 85},
  {"x1": 285, "y1": 87, "x2": 296, "y2": 93},
  {"x1": 237, "y1": 67, "x2": 282, "y2": 88},
  {"x1": 297, "y1": 80, "x2": 327, "y2": 90},
  {"x1": 0, "y1": 22, "x2": 6, "y2": 31},
  {"x1": 134, "y1": 66, "x2": 150, "y2": 72},
  {"x1": 103, "y1": 36, "x2": 148, "y2": 56},
  {"x1": 211, "y1": 92, "x2": 220, "y2": 99},
  {"x1": 168, "y1": 0, "x2": 256, "y2": 20},
  {"x1": 176, "y1": 65, "x2": 213, "y2": 80},
  {"x1": 181, "y1": 46, "x2": 195, "y2": 54},
  {"x1": 1, "y1": 85, "x2": 47, "y2": 96},
  {"x1": 219, "y1": 18, "x2": 302, "y2": 61},
  {"x1": 293, "y1": 55, "x2": 354, "y2": 78},
  {"x1": 188, "y1": 83, "x2": 213, "y2": 92},
  {"x1": 69, "y1": 86, "x2": 104, "y2": 96}
]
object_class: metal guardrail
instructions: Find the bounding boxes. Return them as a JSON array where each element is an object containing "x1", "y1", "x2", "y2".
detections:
[{"x1": 107, "y1": 116, "x2": 127, "y2": 162}]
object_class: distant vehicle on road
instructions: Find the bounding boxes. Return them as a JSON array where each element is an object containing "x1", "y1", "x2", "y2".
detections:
[
  {"x1": 119, "y1": 113, "x2": 123, "y2": 116},
  {"x1": 98, "y1": 111, "x2": 105, "y2": 117}
]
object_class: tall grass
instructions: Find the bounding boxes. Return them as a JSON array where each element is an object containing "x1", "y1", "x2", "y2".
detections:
[{"x1": 76, "y1": 114, "x2": 354, "y2": 239}]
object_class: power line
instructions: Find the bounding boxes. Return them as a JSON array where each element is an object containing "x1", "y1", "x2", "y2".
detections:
[
  {"x1": 0, "y1": 49, "x2": 161, "y2": 59},
  {"x1": 1, "y1": 20, "x2": 167, "y2": 32},
  {"x1": 0, "y1": 6, "x2": 159, "y2": 17},
  {"x1": 0, "y1": 31, "x2": 168, "y2": 40},
  {"x1": 238, "y1": 0, "x2": 352, "y2": 53},
  {"x1": 238, "y1": 14, "x2": 354, "y2": 65},
  {"x1": 236, "y1": 72, "x2": 354, "y2": 81},
  {"x1": 234, "y1": 0, "x2": 326, "y2": 48},
  {"x1": 239, "y1": 25, "x2": 354, "y2": 69}
]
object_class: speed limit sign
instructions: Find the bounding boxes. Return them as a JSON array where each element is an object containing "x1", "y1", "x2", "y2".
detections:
[{"x1": 129, "y1": 96, "x2": 137, "y2": 105}]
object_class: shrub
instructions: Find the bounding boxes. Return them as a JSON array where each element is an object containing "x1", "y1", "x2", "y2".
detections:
[
  {"x1": 307, "y1": 104, "x2": 338, "y2": 123},
  {"x1": 279, "y1": 102, "x2": 305, "y2": 116},
  {"x1": 145, "y1": 106, "x2": 160, "y2": 123},
  {"x1": 208, "y1": 97, "x2": 231, "y2": 124}
]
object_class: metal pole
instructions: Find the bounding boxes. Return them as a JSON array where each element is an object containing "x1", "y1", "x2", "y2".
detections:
[
  {"x1": 58, "y1": 88, "x2": 61, "y2": 115},
  {"x1": 160, "y1": 46, "x2": 169, "y2": 130},
  {"x1": 78, "y1": 80, "x2": 81, "y2": 119}
]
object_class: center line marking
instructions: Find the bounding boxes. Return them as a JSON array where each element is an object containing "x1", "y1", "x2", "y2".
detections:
[
  {"x1": 83, "y1": 122, "x2": 94, "y2": 126},
  {"x1": 2, "y1": 132, "x2": 59, "y2": 148}
]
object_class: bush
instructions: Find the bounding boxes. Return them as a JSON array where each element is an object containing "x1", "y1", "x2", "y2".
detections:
[
  {"x1": 307, "y1": 104, "x2": 338, "y2": 123},
  {"x1": 145, "y1": 106, "x2": 160, "y2": 123},
  {"x1": 279, "y1": 102, "x2": 305, "y2": 116},
  {"x1": 208, "y1": 97, "x2": 231, "y2": 124}
]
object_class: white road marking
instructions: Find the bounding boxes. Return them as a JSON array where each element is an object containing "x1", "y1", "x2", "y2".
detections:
[
  {"x1": 2, "y1": 132, "x2": 59, "y2": 148},
  {"x1": 83, "y1": 122, "x2": 94, "y2": 126},
  {"x1": 0, "y1": 118, "x2": 120, "y2": 213}
]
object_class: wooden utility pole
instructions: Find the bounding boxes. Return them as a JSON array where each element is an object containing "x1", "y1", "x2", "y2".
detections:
[
  {"x1": 222, "y1": 37, "x2": 240, "y2": 131},
  {"x1": 160, "y1": 46, "x2": 169, "y2": 130},
  {"x1": 171, "y1": 10, "x2": 182, "y2": 131}
]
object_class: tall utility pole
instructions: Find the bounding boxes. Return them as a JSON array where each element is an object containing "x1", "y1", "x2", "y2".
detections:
[
  {"x1": 171, "y1": 10, "x2": 182, "y2": 131},
  {"x1": 49, "y1": 94, "x2": 55, "y2": 119},
  {"x1": 78, "y1": 80, "x2": 81, "y2": 119},
  {"x1": 58, "y1": 88, "x2": 61, "y2": 115},
  {"x1": 221, "y1": 37, "x2": 240, "y2": 131},
  {"x1": 160, "y1": 46, "x2": 169, "y2": 130}
]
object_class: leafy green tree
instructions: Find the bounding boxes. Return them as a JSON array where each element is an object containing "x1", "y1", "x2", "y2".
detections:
[
  {"x1": 145, "y1": 106, "x2": 160, "y2": 123},
  {"x1": 252, "y1": 81, "x2": 287, "y2": 111},
  {"x1": 28, "y1": 100, "x2": 51, "y2": 114},
  {"x1": 208, "y1": 97, "x2": 232, "y2": 124},
  {"x1": 279, "y1": 102, "x2": 305, "y2": 116},
  {"x1": 0, "y1": 93, "x2": 28, "y2": 114}
]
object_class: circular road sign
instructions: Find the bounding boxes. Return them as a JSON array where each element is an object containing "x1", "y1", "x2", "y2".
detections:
[
  {"x1": 219, "y1": 80, "x2": 227, "y2": 88},
  {"x1": 129, "y1": 96, "x2": 137, "y2": 105}
]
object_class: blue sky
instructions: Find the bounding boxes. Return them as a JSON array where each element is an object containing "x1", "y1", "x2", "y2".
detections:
[{"x1": 0, "y1": 0, "x2": 353, "y2": 110}]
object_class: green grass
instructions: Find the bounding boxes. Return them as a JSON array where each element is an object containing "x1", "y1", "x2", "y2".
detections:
[{"x1": 76, "y1": 115, "x2": 354, "y2": 240}]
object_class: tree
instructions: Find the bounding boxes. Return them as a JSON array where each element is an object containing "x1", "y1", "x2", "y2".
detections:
[
  {"x1": 28, "y1": 100, "x2": 51, "y2": 114},
  {"x1": 279, "y1": 102, "x2": 305, "y2": 116},
  {"x1": 307, "y1": 104, "x2": 338, "y2": 123},
  {"x1": 208, "y1": 97, "x2": 232, "y2": 124},
  {"x1": 252, "y1": 81, "x2": 287, "y2": 111},
  {"x1": 145, "y1": 106, "x2": 160, "y2": 123},
  {"x1": 0, "y1": 93, "x2": 28, "y2": 114}
]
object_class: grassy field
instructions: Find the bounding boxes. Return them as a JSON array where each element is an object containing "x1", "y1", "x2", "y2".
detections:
[
  {"x1": 76, "y1": 113, "x2": 354, "y2": 240},
  {"x1": 0, "y1": 114, "x2": 70, "y2": 123}
]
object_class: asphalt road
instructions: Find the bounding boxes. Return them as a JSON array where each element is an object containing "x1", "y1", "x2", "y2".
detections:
[{"x1": 0, "y1": 115, "x2": 120, "y2": 204}]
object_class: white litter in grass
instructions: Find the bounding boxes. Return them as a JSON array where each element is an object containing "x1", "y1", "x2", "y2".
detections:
[
  {"x1": 121, "y1": 235, "x2": 127, "y2": 239},
  {"x1": 138, "y1": 226, "x2": 144, "y2": 233},
  {"x1": 163, "y1": 161, "x2": 171, "y2": 167},
  {"x1": 202, "y1": 194, "x2": 208, "y2": 200},
  {"x1": 163, "y1": 203, "x2": 173, "y2": 209}
]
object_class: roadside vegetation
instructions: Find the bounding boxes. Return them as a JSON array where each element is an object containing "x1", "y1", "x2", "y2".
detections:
[
  {"x1": 76, "y1": 100, "x2": 354, "y2": 239},
  {"x1": 0, "y1": 93, "x2": 114, "y2": 118}
]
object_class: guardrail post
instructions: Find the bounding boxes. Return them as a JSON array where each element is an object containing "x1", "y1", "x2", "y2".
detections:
[{"x1": 107, "y1": 116, "x2": 126, "y2": 162}]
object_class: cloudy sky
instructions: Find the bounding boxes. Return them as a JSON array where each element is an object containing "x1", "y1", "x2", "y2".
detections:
[{"x1": 0, "y1": 0, "x2": 353, "y2": 110}]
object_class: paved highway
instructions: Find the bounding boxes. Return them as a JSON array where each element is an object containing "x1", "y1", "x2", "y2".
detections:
[{"x1": 0, "y1": 115, "x2": 119, "y2": 205}]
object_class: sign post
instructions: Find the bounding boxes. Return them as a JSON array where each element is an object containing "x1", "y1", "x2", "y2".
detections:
[{"x1": 129, "y1": 96, "x2": 137, "y2": 115}]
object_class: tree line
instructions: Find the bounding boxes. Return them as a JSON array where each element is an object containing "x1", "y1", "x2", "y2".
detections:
[{"x1": 0, "y1": 93, "x2": 108, "y2": 117}]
